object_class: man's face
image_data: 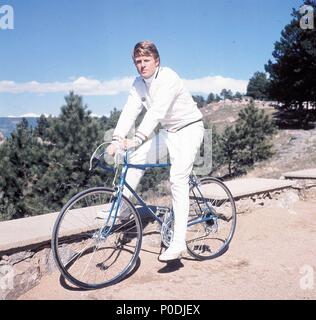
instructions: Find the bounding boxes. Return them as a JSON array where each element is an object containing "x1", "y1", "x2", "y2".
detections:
[{"x1": 134, "y1": 54, "x2": 159, "y2": 79}]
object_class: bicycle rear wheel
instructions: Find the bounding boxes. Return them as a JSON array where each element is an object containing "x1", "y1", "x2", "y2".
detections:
[
  {"x1": 51, "y1": 187, "x2": 142, "y2": 289},
  {"x1": 186, "y1": 177, "x2": 237, "y2": 260}
]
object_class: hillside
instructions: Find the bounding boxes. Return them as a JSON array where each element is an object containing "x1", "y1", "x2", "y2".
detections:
[
  {"x1": 201, "y1": 98, "x2": 275, "y2": 132},
  {"x1": 246, "y1": 127, "x2": 316, "y2": 179},
  {"x1": 201, "y1": 99, "x2": 316, "y2": 178}
]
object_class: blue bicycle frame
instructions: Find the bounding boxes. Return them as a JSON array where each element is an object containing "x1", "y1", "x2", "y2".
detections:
[{"x1": 97, "y1": 150, "x2": 214, "y2": 228}]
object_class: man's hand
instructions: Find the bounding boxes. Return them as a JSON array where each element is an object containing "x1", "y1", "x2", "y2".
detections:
[
  {"x1": 123, "y1": 138, "x2": 138, "y2": 150},
  {"x1": 106, "y1": 143, "x2": 119, "y2": 156},
  {"x1": 107, "y1": 137, "x2": 142, "y2": 156},
  {"x1": 124, "y1": 136, "x2": 143, "y2": 150}
]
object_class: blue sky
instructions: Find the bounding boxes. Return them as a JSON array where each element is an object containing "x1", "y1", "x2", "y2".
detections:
[{"x1": 0, "y1": 0, "x2": 303, "y2": 117}]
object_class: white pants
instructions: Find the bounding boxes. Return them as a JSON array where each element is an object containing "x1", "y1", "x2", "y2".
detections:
[{"x1": 124, "y1": 121, "x2": 204, "y2": 247}]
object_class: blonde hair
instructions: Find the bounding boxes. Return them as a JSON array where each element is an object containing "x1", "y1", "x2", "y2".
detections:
[{"x1": 133, "y1": 41, "x2": 160, "y2": 64}]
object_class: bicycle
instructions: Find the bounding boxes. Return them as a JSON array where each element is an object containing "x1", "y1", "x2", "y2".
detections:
[{"x1": 51, "y1": 142, "x2": 237, "y2": 289}]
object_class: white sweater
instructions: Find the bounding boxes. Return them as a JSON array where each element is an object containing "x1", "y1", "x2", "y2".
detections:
[{"x1": 113, "y1": 67, "x2": 202, "y2": 139}]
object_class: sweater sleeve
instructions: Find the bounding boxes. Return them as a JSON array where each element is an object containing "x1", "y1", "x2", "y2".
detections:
[
  {"x1": 136, "y1": 74, "x2": 180, "y2": 138},
  {"x1": 112, "y1": 80, "x2": 143, "y2": 139}
]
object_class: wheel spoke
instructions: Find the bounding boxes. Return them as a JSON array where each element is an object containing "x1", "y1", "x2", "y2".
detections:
[
  {"x1": 186, "y1": 177, "x2": 236, "y2": 260},
  {"x1": 52, "y1": 188, "x2": 142, "y2": 289}
]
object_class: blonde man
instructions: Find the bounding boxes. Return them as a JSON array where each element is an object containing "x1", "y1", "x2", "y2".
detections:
[{"x1": 107, "y1": 41, "x2": 204, "y2": 261}]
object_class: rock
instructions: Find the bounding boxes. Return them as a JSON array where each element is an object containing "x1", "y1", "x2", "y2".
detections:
[
  {"x1": 0, "y1": 264, "x2": 15, "y2": 299},
  {"x1": 0, "y1": 247, "x2": 55, "y2": 300},
  {"x1": 34, "y1": 248, "x2": 56, "y2": 275},
  {"x1": 0, "y1": 260, "x2": 40, "y2": 300},
  {"x1": 6, "y1": 251, "x2": 35, "y2": 265},
  {"x1": 277, "y1": 191, "x2": 300, "y2": 209},
  {"x1": 234, "y1": 189, "x2": 301, "y2": 214},
  {"x1": 235, "y1": 198, "x2": 256, "y2": 214},
  {"x1": 304, "y1": 186, "x2": 316, "y2": 200}
]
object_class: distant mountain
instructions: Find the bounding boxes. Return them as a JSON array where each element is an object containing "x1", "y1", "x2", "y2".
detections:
[{"x1": 0, "y1": 117, "x2": 38, "y2": 138}]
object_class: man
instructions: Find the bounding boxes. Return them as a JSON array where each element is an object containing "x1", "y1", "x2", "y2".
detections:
[{"x1": 107, "y1": 41, "x2": 204, "y2": 261}]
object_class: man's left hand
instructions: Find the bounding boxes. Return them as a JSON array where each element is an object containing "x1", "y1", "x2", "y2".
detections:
[
  {"x1": 123, "y1": 137, "x2": 143, "y2": 150},
  {"x1": 123, "y1": 138, "x2": 138, "y2": 150}
]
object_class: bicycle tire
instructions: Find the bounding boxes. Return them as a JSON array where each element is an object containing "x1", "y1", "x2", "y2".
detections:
[
  {"x1": 51, "y1": 187, "x2": 142, "y2": 289},
  {"x1": 186, "y1": 177, "x2": 237, "y2": 260}
]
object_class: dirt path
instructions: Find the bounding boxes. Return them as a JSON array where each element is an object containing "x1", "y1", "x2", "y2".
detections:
[{"x1": 19, "y1": 200, "x2": 316, "y2": 300}]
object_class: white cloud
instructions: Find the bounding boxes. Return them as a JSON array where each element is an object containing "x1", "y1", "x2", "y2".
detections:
[
  {"x1": 90, "y1": 113, "x2": 103, "y2": 118},
  {"x1": 20, "y1": 112, "x2": 42, "y2": 117},
  {"x1": 183, "y1": 75, "x2": 248, "y2": 95},
  {"x1": 0, "y1": 77, "x2": 134, "y2": 96},
  {"x1": 7, "y1": 113, "x2": 54, "y2": 118},
  {"x1": 0, "y1": 75, "x2": 247, "y2": 96}
]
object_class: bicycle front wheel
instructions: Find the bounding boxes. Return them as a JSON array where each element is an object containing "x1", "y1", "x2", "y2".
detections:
[
  {"x1": 51, "y1": 187, "x2": 142, "y2": 289},
  {"x1": 187, "y1": 177, "x2": 237, "y2": 260}
]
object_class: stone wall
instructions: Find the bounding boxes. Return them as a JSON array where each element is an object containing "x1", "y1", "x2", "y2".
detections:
[
  {"x1": 0, "y1": 244, "x2": 56, "y2": 300},
  {"x1": 235, "y1": 182, "x2": 316, "y2": 214}
]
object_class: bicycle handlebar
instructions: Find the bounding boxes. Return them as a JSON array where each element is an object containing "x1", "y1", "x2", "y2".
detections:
[
  {"x1": 89, "y1": 141, "x2": 171, "y2": 173},
  {"x1": 89, "y1": 141, "x2": 131, "y2": 172}
]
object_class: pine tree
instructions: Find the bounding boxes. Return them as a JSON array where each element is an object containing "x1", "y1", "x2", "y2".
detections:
[
  {"x1": 208, "y1": 125, "x2": 225, "y2": 175},
  {"x1": 218, "y1": 103, "x2": 276, "y2": 177},
  {"x1": 101, "y1": 107, "x2": 122, "y2": 132},
  {"x1": 247, "y1": 71, "x2": 269, "y2": 100},
  {"x1": 31, "y1": 92, "x2": 109, "y2": 214},
  {"x1": 234, "y1": 92, "x2": 243, "y2": 100},
  {"x1": 192, "y1": 95, "x2": 206, "y2": 108},
  {"x1": 220, "y1": 89, "x2": 233, "y2": 100},
  {"x1": 0, "y1": 119, "x2": 47, "y2": 220},
  {"x1": 234, "y1": 103, "x2": 276, "y2": 169},
  {"x1": 265, "y1": 0, "x2": 316, "y2": 110},
  {"x1": 220, "y1": 126, "x2": 240, "y2": 176},
  {"x1": 207, "y1": 92, "x2": 215, "y2": 104}
]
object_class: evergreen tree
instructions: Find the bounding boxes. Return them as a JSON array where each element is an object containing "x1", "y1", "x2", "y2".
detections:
[
  {"x1": 220, "y1": 89, "x2": 233, "y2": 100},
  {"x1": 0, "y1": 119, "x2": 47, "y2": 220},
  {"x1": 206, "y1": 92, "x2": 215, "y2": 104},
  {"x1": 101, "y1": 107, "x2": 122, "y2": 132},
  {"x1": 218, "y1": 103, "x2": 276, "y2": 177},
  {"x1": 265, "y1": 0, "x2": 316, "y2": 110},
  {"x1": 31, "y1": 92, "x2": 109, "y2": 214},
  {"x1": 220, "y1": 89, "x2": 228, "y2": 100},
  {"x1": 234, "y1": 103, "x2": 276, "y2": 172},
  {"x1": 192, "y1": 95, "x2": 206, "y2": 108},
  {"x1": 246, "y1": 71, "x2": 269, "y2": 100},
  {"x1": 234, "y1": 92, "x2": 243, "y2": 100},
  {"x1": 34, "y1": 114, "x2": 50, "y2": 138},
  {"x1": 220, "y1": 126, "x2": 240, "y2": 176},
  {"x1": 208, "y1": 125, "x2": 225, "y2": 175}
]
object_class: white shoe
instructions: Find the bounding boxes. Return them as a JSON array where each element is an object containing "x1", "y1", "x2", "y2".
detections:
[{"x1": 159, "y1": 245, "x2": 187, "y2": 261}]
